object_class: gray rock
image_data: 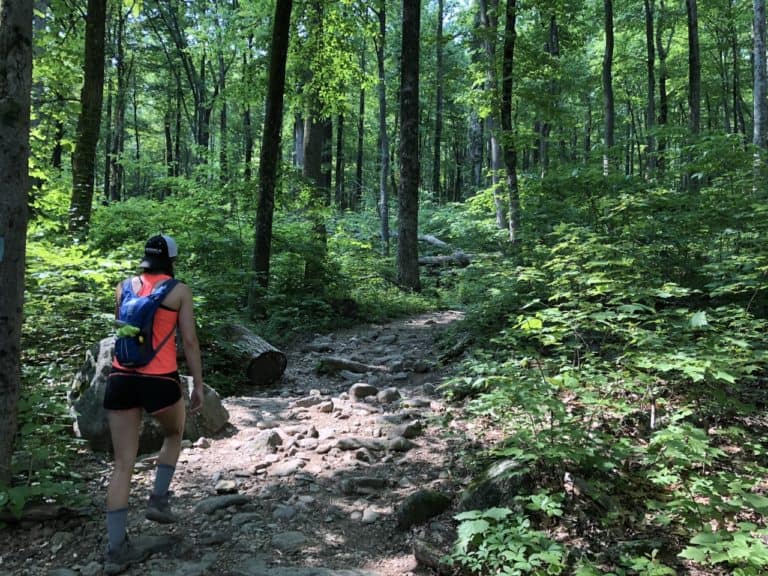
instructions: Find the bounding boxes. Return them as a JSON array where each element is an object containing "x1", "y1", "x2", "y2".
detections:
[
  {"x1": 232, "y1": 512, "x2": 263, "y2": 527},
  {"x1": 396, "y1": 489, "x2": 452, "y2": 530},
  {"x1": 390, "y1": 421, "x2": 423, "y2": 439},
  {"x1": 349, "y1": 383, "x2": 378, "y2": 400},
  {"x1": 339, "y1": 476, "x2": 389, "y2": 495},
  {"x1": 387, "y1": 436, "x2": 416, "y2": 452},
  {"x1": 215, "y1": 479, "x2": 238, "y2": 494},
  {"x1": 69, "y1": 338, "x2": 229, "y2": 454},
  {"x1": 268, "y1": 458, "x2": 305, "y2": 477},
  {"x1": 272, "y1": 504, "x2": 297, "y2": 521},
  {"x1": 193, "y1": 494, "x2": 251, "y2": 514},
  {"x1": 80, "y1": 562, "x2": 102, "y2": 576},
  {"x1": 376, "y1": 387, "x2": 401, "y2": 404},
  {"x1": 458, "y1": 458, "x2": 530, "y2": 512},
  {"x1": 249, "y1": 429, "x2": 283, "y2": 452},
  {"x1": 271, "y1": 531, "x2": 307, "y2": 553}
]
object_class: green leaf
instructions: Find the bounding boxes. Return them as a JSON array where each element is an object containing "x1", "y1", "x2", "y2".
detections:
[
  {"x1": 743, "y1": 493, "x2": 768, "y2": 513},
  {"x1": 678, "y1": 546, "x2": 709, "y2": 562},
  {"x1": 689, "y1": 311, "x2": 709, "y2": 329},
  {"x1": 519, "y1": 317, "x2": 543, "y2": 332}
]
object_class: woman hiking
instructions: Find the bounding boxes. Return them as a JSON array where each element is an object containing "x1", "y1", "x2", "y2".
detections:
[{"x1": 103, "y1": 234, "x2": 204, "y2": 571}]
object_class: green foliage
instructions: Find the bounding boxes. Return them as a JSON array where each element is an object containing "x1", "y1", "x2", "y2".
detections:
[
  {"x1": 1, "y1": 364, "x2": 90, "y2": 519},
  {"x1": 448, "y1": 507, "x2": 565, "y2": 575},
  {"x1": 442, "y1": 164, "x2": 768, "y2": 573}
]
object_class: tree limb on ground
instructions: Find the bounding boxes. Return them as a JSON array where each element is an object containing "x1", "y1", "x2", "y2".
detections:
[{"x1": 316, "y1": 356, "x2": 389, "y2": 375}]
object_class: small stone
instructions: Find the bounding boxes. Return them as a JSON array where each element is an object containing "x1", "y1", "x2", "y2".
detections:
[{"x1": 215, "y1": 479, "x2": 239, "y2": 494}]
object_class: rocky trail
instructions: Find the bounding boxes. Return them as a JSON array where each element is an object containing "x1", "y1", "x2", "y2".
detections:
[{"x1": 1, "y1": 310, "x2": 477, "y2": 576}]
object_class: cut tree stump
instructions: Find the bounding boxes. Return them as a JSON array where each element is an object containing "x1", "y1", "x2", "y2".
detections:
[{"x1": 220, "y1": 324, "x2": 287, "y2": 386}]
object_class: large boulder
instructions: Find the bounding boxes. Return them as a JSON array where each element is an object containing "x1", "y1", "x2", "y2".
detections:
[{"x1": 69, "y1": 337, "x2": 230, "y2": 454}]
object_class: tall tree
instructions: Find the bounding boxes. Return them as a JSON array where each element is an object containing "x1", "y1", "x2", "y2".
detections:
[
  {"x1": 432, "y1": 0, "x2": 444, "y2": 199},
  {"x1": 644, "y1": 0, "x2": 656, "y2": 178},
  {"x1": 335, "y1": 113, "x2": 346, "y2": 209},
  {"x1": 107, "y1": 5, "x2": 129, "y2": 202},
  {"x1": 602, "y1": 0, "x2": 615, "y2": 174},
  {"x1": 374, "y1": 1, "x2": 390, "y2": 254},
  {"x1": 69, "y1": 0, "x2": 107, "y2": 234},
  {"x1": 655, "y1": 0, "x2": 673, "y2": 175},
  {"x1": 0, "y1": 0, "x2": 33, "y2": 485},
  {"x1": 397, "y1": 0, "x2": 421, "y2": 291},
  {"x1": 754, "y1": 0, "x2": 767, "y2": 149},
  {"x1": 478, "y1": 0, "x2": 505, "y2": 228},
  {"x1": 248, "y1": 0, "x2": 293, "y2": 315},
  {"x1": 687, "y1": 0, "x2": 701, "y2": 136},
  {"x1": 500, "y1": 0, "x2": 519, "y2": 243},
  {"x1": 302, "y1": 1, "x2": 332, "y2": 283},
  {"x1": 355, "y1": 48, "x2": 365, "y2": 210}
]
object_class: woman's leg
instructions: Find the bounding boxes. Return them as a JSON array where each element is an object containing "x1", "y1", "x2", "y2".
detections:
[
  {"x1": 151, "y1": 397, "x2": 185, "y2": 472},
  {"x1": 144, "y1": 397, "x2": 186, "y2": 523},
  {"x1": 106, "y1": 408, "x2": 142, "y2": 509},
  {"x1": 105, "y1": 407, "x2": 142, "y2": 552}
]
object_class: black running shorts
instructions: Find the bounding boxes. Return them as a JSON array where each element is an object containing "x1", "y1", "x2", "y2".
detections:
[{"x1": 104, "y1": 369, "x2": 182, "y2": 414}]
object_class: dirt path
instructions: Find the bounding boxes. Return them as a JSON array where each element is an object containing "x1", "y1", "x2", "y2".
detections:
[{"x1": 1, "y1": 310, "x2": 468, "y2": 576}]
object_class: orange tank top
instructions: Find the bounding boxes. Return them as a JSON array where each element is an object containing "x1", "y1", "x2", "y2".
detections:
[{"x1": 112, "y1": 273, "x2": 179, "y2": 374}]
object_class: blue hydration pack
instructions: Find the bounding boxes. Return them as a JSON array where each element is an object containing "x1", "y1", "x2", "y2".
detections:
[{"x1": 114, "y1": 278, "x2": 179, "y2": 368}]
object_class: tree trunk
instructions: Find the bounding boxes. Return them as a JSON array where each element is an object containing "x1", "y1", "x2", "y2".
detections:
[
  {"x1": 432, "y1": 0, "x2": 444, "y2": 200},
  {"x1": 243, "y1": 36, "x2": 254, "y2": 181},
  {"x1": 336, "y1": 114, "x2": 346, "y2": 209},
  {"x1": 219, "y1": 325, "x2": 287, "y2": 386},
  {"x1": 355, "y1": 50, "x2": 365, "y2": 210},
  {"x1": 538, "y1": 14, "x2": 559, "y2": 177},
  {"x1": 468, "y1": 113, "x2": 483, "y2": 190},
  {"x1": 303, "y1": 114, "x2": 330, "y2": 282},
  {"x1": 103, "y1": 78, "x2": 113, "y2": 201},
  {"x1": 108, "y1": 6, "x2": 127, "y2": 202},
  {"x1": 686, "y1": 0, "x2": 701, "y2": 136},
  {"x1": 174, "y1": 77, "x2": 182, "y2": 176},
  {"x1": 293, "y1": 115, "x2": 304, "y2": 167},
  {"x1": 397, "y1": 0, "x2": 421, "y2": 291},
  {"x1": 131, "y1": 60, "x2": 141, "y2": 195},
  {"x1": 656, "y1": 0, "x2": 672, "y2": 175},
  {"x1": 754, "y1": 0, "x2": 767, "y2": 148},
  {"x1": 731, "y1": 5, "x2": 746, "y2": 136},
  {"x1": 219, "y1": 51, "x2": 229, "y2": 182},
  {"x1": 602, "y1": 0, "x2": 615, "y2": 175},
  {"x1": 375, "y1": 1, "x2": 390, "y2": 255},
  {"x1": 164, "y1": 107, "x2": 174, "y2": 179},
  {"x1": 644, "y1": 0, "x2": 656, "y2": 178},
  {"x1": 500, "y1": 0, "x2": 519, "y2": 243},
  {"x1": 0, "y1": 0, "x2": 33, "y2": 485},
  {"x1": 69, "y1": 0, "x2": 107, "y2": 234},
  {"x1": 478, "y1": 0, "x2": 505, "y2": 229},
  {"x1": 248, "y1": 0, "x2": 292, "y2": 316}
]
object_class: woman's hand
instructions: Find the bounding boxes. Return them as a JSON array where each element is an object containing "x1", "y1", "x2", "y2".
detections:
[{"x1": 190, "y1": 383, "x2": 204, "y2": 412}]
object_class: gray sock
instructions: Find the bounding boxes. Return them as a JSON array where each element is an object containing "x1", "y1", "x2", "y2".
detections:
[
  {"x1": 152, "y1": 463, "x2": 175, "y2": 497},
  {"x1": 106, "y1": 507, "x2": 128, "y2": 552}
]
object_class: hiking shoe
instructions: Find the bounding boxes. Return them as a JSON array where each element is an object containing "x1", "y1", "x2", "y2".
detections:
[
  {"x1": 145, "y1": 491, "x2": 178, "y2": 524},
  {"x1": 104, "y1": 536, "x2": 151, "y2": 575}
]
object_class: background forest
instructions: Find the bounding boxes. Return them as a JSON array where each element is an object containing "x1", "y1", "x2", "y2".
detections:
[{"x1": 2, "y1": 0, "x2": 768, "y2": 573}]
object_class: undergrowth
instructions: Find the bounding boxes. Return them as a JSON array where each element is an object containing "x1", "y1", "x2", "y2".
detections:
[{"x1": 443, "y1": 175, "x2": 768, "y2": 574}]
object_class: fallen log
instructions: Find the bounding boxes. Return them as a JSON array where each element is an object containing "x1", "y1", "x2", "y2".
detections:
[
  {"x1": 419, "y1": 251, "x2": 471, "y2": 267},
  {"x1": 0, "y1": 503, "x2": 94, "y2": 524},
  {"x1": 219, "y1": 324, "x2": 287, "y2": 386},
  {"x1": 316, "y1": 356, "x2": 388, "y2": 376}
]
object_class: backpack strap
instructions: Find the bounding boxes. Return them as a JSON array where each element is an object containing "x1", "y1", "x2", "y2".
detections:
[{"x1": 146, "y1": 279, "x2": 180, "y2": 359}]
